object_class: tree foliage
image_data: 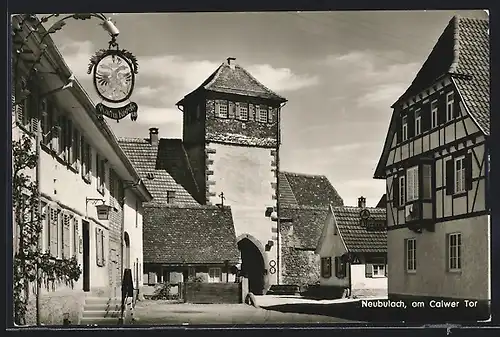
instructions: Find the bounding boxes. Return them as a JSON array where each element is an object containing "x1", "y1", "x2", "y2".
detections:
[{"x1": 12, "y1": 135, "x2": 81, "y2": 325}]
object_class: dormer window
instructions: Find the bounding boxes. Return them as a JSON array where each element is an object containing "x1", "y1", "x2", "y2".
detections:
[
  {"x1": 402, "y1": 115, "x2": 408, "y2": 141},
  {"x1": 415, "y1": 109, "x2": 421, "y2": 136},
  {"x1": 446, "y1": 92, "x2": 454, "y2": 121},
  {"x1": 431, "y1": 100, "x2": 438, "y2": 129}
]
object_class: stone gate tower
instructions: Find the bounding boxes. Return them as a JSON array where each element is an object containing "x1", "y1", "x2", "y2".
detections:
[{"x1": 176, "y1": 57, "x2": 287, "y2": 294}]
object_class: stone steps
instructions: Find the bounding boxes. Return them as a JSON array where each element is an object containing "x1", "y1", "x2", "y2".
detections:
[{"x1": 80, "y1": 297, "x2": 123, "y2": 325}]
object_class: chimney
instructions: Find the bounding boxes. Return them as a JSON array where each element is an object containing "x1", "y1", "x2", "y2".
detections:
[
  {"x1": 149, "y1": 127, "x2": 159, "y2": 146},
  {"x1": 358, "y1": 196, "x2": 366, "y2": 208},
  {"x1": 227, "y1": 57, "x2": 236, "y2": 70}
]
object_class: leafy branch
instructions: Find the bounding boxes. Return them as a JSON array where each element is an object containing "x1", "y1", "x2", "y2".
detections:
[{"x1": 12, "y1": 135, "x2": 81, "y2": 325}]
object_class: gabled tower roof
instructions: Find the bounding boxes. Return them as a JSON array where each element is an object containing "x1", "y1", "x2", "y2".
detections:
[{"x1": 177, "y1": 58, "x2": 287, "y2": 105}]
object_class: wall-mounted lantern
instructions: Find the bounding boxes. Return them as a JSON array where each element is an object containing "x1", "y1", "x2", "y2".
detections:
[{"x1": 86, "y1": 197, "x2": 112, "y2": 220}]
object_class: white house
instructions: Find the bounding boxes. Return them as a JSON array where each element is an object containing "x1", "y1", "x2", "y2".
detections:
[
  {"x1": 373, "y1": 16, "x2": 490, "y2": 314},
  {"x1": 315, "y1": 197, "x2": 387, "y2": 298},
  {"x1": 12, "y1": 15, "x2": 152, "y2": 325}
]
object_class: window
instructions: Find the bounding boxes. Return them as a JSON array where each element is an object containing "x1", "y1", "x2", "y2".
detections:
[
  {"x1": 239, "y1": 104, "x2": 249, "y2": 121},
  {"x1": 402, "y1": 115, "x2": 408, "y2": 141},
  {"x1": 334, "y1": 256, "x2": 346, "y2": 279},
  {"x1": 167, "y1": 190, "x2": 176, "y2": 204},
  {"x1": 431, "y1": 100, "x2": 438, "y2": 128},
  {"x1": 372, "y1": 264, "x2": 386, "y2": 277},
  {"x1": 96, "y1": 227, "x2": 105, "y2": 267},
  {"x1": 57, "y1": 114, "x2": 66, "y2": 159},
  {"x1": 71, "y1": 127, "x2": 80, "y2": 170},
  {"x1": 259, "y1": 106, "x2": 269, "y2": 123},
  {"x1": 208, "y1": 268, "x2": 221, "y2": 283},
  {"x1": 447, "y1": 233, "x2": 462, "y2": 272},
  {"x1": 406, "y1": 238, "x2": 416, "y2": 272},
  {"x1": 406, "y1": 166, "x2": 419, "y2": 202},
  {"x1": 97, "y1": 154, "x2": 105, "y2": 195},
  {"x1": 446, "y1": 92, "x2": 454, "y2": 121},
  {"x1": 217, "y1": 101, "x2": 228, "y2": 118},
  {"x1": 109, "y1": 169, "x2": 116, "y2": 207},
  {"x1": 415, "y1": 109, "x2": 421, "y2": 136},
  {"x1": 399, "y1": 176, "x2": 406, "y2": 206},
  {"x1": 455, "y1": 156, "x2": 466, "y2": 194},
  {"x1": 321, "y1": 257, "x2": 332, "y2": 278}
]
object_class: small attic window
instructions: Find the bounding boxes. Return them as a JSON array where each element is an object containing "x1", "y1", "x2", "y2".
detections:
[
  {"x1": 216, "y1": 101, "x2": 229, "y2": 118},
  {"x1": 146, "y1": 172, "x2": 155, "y2": 180},
  {"x1": 167, "y1": 190, "x2": 176, "y2": 204}
]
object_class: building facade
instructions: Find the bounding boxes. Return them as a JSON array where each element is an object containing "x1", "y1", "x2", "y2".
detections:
[
  {"x1": 315, "y1": 197, "x2": 387, "y2": 298},
  {"x1": 12, "y1": 15, "x2": 152, "y2": 324},
  {"x1": 374, "y1": 16, "x2": 490, "y2": 307}
]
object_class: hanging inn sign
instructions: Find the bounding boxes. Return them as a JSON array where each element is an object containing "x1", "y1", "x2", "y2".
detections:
[{"x1": 88, "y1": 35, "x2": 139, "y2": 122}]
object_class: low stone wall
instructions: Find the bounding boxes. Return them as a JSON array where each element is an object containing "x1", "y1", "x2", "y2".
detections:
[
  {"x1": 184, "y1": 282, "x2": 241, "y2": 304},
  {"x1": 25, "y1": 289, "x2": 86, "y2": 326},
  {"x1": 352, "y1": 288, "x2": 387, "y2": 298}
]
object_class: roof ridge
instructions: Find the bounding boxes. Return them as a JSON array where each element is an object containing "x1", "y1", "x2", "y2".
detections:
[
  {"x1": 145, "y1": 203, "x2": 231, "y2": 210},
  {"x1": 448, "y1": 15, "x2": 461, "y2": 74},
  {"x1": 235, "y1": 64, "x2": 286, "y2": 101},
  {"x1": 332, "y1": 205, "x2": 386, "y2": 211},
  {"x1": 283, "y1": 171, "x2": 327, "y2": 179},
  {"x1": 203, "y1": 62, "x2": 226, "y2": 90}
]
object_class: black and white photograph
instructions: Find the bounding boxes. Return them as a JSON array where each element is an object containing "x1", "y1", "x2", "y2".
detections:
[{"x1": 9, "y1": 9, "x2": 491, "y2": 326}]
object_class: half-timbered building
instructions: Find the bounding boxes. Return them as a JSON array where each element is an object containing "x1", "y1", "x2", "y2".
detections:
[{"x1": 374, "y1": 16, "x2": 490, "y2": 308}]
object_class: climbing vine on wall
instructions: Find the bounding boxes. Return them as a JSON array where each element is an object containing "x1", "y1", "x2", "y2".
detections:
[{"x1": 12, "y1": 135, "x2": 81, "y2": 325}]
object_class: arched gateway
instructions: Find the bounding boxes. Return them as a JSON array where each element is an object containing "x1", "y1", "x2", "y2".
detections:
[{"x1": 237, "y1": 234, "x2": 268, "y2": 295}]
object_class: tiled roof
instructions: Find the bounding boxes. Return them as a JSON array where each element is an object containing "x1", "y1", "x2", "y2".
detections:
[
  {"x1": 332, "y1": 206, "x2": 387, "y2": 253},
  {"x1": 281, "y1": 205, "x2": 331, "y2": 250},
  {"x1": 452, "y1": 17, "x2": 490, "y2": 135},
  {"x1": 394, "y1": 16, "x2": 490, "y2": 135},
  {"x1": 143, "y1": 204, "x2": 240, "y2": 265},
  {"x1": 279, "y1": 171, "x2": 344, "y2": 207},
  {"x1": 118, "y1": 137, "x2": 199, "y2": 204},
  {"x1": 177, "y1": 61, "x2": 287, "y2": 105}
]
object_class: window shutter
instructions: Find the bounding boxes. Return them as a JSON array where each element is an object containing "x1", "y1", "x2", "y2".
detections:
[
  {"x1": 215, "y1": 101, "x2": 220, "y2": 117},
  {"x1": 73, "y1": 218, "x2": 79, "y2": 256},
  {"x1": 407, "y1": 112, "x2": 415, "y2": 138},
  {"x1": 334, "y1": 257, "x2": 339, "y2": 278},
  {"x1": 445, "y1": 159, "x2": 454, "y2": 195},
  {"x1": 96, "y1": 228, "x2": 101, "y2": 266},
  {"x1": 50, "y1": 208, "x2": 58, "y2": 256},
  {"x1": 63, "y1": 214, "x2": 71, "y2": 258},
  {"x1": 228, "y1": 101, "x2": 235, "y2": 118},
  {"x1": 465, "y1": 153, "x2": 473, "y2": 190},
  {"x1": 235, "y1": 102, "x2": 240, "y2": 119},
  {"x1": 81, "y1": 137, "x2": 87, "y2": 178},
  {"x1": 454, "y1": 95, "x2": 460, "y2": 118},
  {"x1": 268, "y1": 107, "x2": 274, "y2": 123},
  {"x1": 393, "y1": 175, "x2": 400, "y2": 206},
  {"x1": 421, "y1": 103, "x2": 431, "y2": 132},
  {"x1": 326, "y1": 257, "x2": 332, "y2": 278},
  {"x1": 101, "y1": 231, "x2": 106, "y2": 265},
  {"x1": 255, "y1": 105, "x2": 261, "y2": 122},
  {"x1": 385, "y1": 264, "x2": 388, "y2": 277},
  {"x1": 438, "y1": 94, "x2": 447, "y2": 124},
  {"x1": 396, "y1": 114, "x2": 402, "y2": 143},
  {"x1": 445, "y1": 234, "x2": 450, "y2": 271},
  {"x1": 365, "y1": 264, "x2": 373, "y2": 278}
]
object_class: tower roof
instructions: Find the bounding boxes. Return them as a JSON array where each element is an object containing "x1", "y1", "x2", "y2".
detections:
[{"x1": 177, "y1": 58, "x2": 287, "y2": 105}]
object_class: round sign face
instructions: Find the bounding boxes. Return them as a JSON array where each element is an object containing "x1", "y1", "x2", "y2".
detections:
[
  {"x1": 93, "y1": 53, "x2": 135, "y2": 103},
  {"x1": 360, "y1": 209, "x2": 371, "y2": 220}
]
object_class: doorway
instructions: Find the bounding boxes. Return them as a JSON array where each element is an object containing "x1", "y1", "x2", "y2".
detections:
[
  {"x1": 82, "y1": 220, "x2": 90, "y2": 292},
  {"x1": 238, "y1": 237, "x2": 265, "y2": 295}
]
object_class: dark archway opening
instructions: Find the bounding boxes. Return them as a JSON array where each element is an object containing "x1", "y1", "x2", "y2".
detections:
[{"x1": 238, "y1": 238, "x2": 265, "y2": 295}]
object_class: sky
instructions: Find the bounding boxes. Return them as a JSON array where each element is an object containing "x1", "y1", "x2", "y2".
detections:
[{"x1": 43, "y1": 10, "x2": 488, "y2": 207}]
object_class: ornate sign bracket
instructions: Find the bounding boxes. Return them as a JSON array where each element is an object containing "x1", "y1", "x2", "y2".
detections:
[{"x1": 88, "y1": 36, "x2": 139, "y2": 122}]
